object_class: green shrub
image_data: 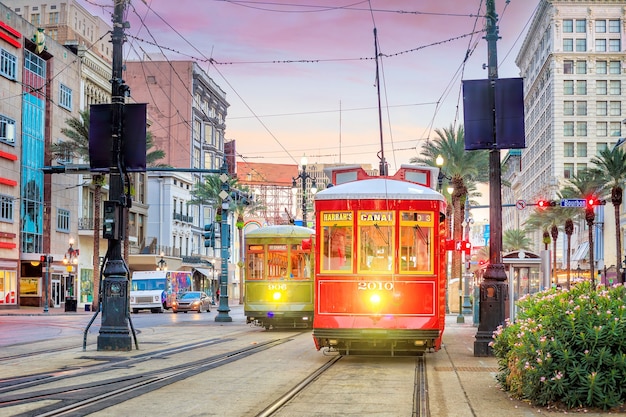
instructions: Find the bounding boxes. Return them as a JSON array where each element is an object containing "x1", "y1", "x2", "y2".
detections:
[{"x1": 491, "y1": 282, "x2": 626, "y2": 410}]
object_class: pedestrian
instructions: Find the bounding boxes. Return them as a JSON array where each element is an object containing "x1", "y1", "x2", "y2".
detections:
[{"x1": 216, "y1": 288, "x2": 220, "y2": 302}]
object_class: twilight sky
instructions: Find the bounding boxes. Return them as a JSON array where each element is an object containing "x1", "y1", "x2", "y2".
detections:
[{"x1": 81, "y1": 0, "x2": 539, "y2": 172}]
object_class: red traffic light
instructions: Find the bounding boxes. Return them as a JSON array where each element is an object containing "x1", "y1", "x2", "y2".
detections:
[
  {"x1": 537, "y1": 200, "x2": 556, "y2": 208},
  {"x1": 40, "y1": 255, "x2": 46, "y2": 263}
]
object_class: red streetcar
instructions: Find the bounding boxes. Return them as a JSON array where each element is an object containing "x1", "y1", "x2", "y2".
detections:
[{"x1": 312, "y1": 165, "x2": 447, "y2": 356}]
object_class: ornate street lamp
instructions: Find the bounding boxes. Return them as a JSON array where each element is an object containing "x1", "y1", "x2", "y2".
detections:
[
  {"x1": 292, "y1": 156, "x2": 317, "y2": 226},
  {"x1": 62, "y1": 238, "x2": 79, "y2": 310},
  {"x1": 156, "y1": 253, "x2": 167, "y2": 271}
]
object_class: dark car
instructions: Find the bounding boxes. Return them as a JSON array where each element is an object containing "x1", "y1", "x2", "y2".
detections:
[{"x1": 172, "y1": 291, "x2": 211, "y2": 313}]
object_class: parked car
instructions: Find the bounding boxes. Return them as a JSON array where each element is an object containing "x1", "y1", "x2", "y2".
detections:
[{"x1": 172, "y1": 291, "x2": 211, "y2": 313}]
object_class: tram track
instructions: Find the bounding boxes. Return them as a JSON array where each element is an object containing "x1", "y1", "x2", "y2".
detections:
[
  {"x1": 0, "y1": 335, "x2": 299, "y2": 417},
  {"x1": 254, "y1": 354, "x2": 430, "y2": 417}
]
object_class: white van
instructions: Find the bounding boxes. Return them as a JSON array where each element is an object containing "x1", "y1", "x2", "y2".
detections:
[{"x1": 130, "y1": 270, "x2": 193, "y2": 313}]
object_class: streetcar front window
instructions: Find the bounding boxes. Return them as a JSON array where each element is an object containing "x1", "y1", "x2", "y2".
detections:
[
  {"x1": 321, "y1": 224, "x2": 353, "y2": 272},
  {"x1": 399, "y1": 211, "x2": 434, "y2": 274},
  {"x1": 357, "y1": 211, "x2": 394, "y2": 274}
]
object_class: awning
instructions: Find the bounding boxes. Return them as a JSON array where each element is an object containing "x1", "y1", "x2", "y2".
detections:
[
  {"x1": 194, "y1": 268, "x2": 216, "y2": 280},
  {"x1": 571, "y1": 242, "x2": 589, "y2": 261}
]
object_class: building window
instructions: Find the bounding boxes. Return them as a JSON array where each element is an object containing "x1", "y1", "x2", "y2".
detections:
[
  {"x1": 576, "y1": 142, "x2": 587, "y2": 158},
  {"x1": 59, "y1": 84, "x2": 72, "y2": 110},
  {"x1": 564, "y1": 163, "x2": 574, "y2": 179},
  {"x1": 49, "y1": 12, "x2": 59, "y2": 24},
  {"x1": 596, "y1": 39, "x2": 606, "y2": 52},
  {"x1": 609, "y1": 61, "x2": 621, "y2": 74},
  {"x1": 564, "y1": 80, "x2": 574, "y2": 95},
  {"x1": 57, "y1": 209, "x2": 70, "y2": 232},
  {"x1": 595, "y1": 20, "x2": 606, "y2": 33},
  {"x1": 0, "y1": 115, "x2": 16, "y2": 144},
  {"x1": 564, "y1": 101, "x2": 574, "y2": 115},
  {"x1": 597, "y1": 143, "x2": 608, "y2": 153},
  {"x1": 31, "y1": 13, "x2": 40, "y2": 25},
  {"x1": 596, "y1": 60, "x2": 607, "y2": 74},
  {"x1": 193, "y1": 118, "x2": 201, "y2": 142},
  {"x1": 609, "y1": 101, "x2": 621, "y2": 116},
  {"x1": 597, "y1": 122, "x2": 608, "y2": 136},
  {"x1": 576, "y1": 101, "x2": 587, "y2": 116},
  {"x1": 563, "y1": 39, "x2": 573, "y2": 52},
  {"x1": 575, "y1": 60, "x2": 587, "y2": 74},
  {"x1": 575, "y1": 39, "x2": 586, "y2": 52},
  {"x1": 576, "y1": 80, "x2": 587, "y2": 95},
  {"x1": 193, "y1": 147, "x2": 200, "y2": 169},
  {"x1": 596, "y1": 80, "x2": 607, "y2": 95},
  {"x1": 597, "y1": 101, "x2": 607, "y2": 116},
  {"x1": 576, "y1": 122, "x2": 587, "y2": 137},
  {"x1": 576, "y1": 19, "x2": 586, "y2": 33},
  {"x1": 576, "y1": 163, "x2": 587, "y2": 176},
  {"x1": 610, "y1": 122, "x2": 621, "y2": 137},
  {"x1": 564, "y1": 142, "x2": 574, "y2": 157},
  {"x1": 609, "y1": 20, "x2": 620, "y2": 33},
  {"x1": 609, "y1": 39, "x2": 621, "y2": 52},
  {"x1": 609, "y1": 80, "x2": 621, "y2": 95},
  {"x1": 564, "y1": 121, "x2": 575, "y2": 136},
  {"x1": 0, "y1": 48, "x2": 17, "y2": 80},
  {"x1": 564, "y1": 60, "x2": 574, "y2": 74},
  {"x1": 0, "y1": 194, "x2": 13, "y2": 222},
  {"x1": 563, "y1": 19, "x2": 573, "y2": 33}
]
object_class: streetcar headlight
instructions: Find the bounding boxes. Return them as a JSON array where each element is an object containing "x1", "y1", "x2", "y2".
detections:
[
  {"x1": 369, "y1": 293, "x2": 381, "y2": 304},
  {"x1": 272, "y1": 291, "x2": 282, "y2": 301}
]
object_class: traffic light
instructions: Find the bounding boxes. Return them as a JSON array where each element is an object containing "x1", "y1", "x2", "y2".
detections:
[
  {"x1": 462, "y1": 240, "x2": 471, "y2": 256},
  {"x1": 586, "y1": 197, "x2": 606, "y2": 208},
  {"x1": 204, "y1": 224, "x2": 215, "y2": 248},
  {"x1": 536, "y1": 200, "x2": 556, "y2": 209}
]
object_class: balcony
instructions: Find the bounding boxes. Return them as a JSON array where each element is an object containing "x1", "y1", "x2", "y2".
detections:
[{"x1": 172, "y1": 213, "x2": 194, "y2": 223}]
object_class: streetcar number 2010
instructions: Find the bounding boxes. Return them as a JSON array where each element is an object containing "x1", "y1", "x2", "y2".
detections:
[{"x1": 357, "y1": 282, "x2": 394, "y2": 291}]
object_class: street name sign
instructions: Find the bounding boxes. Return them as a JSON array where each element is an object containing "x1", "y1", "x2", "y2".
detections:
[{"x1": 560, "y1": 199, "x2": 586, "y2": 208}]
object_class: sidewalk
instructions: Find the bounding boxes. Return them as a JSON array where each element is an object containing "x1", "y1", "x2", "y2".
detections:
[{"x1": 429, "y1": 314, "x2": 619, "y2": 416}]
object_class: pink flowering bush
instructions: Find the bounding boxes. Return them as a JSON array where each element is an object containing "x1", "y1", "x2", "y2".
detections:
[{"x1": 491, "y1": 282, "x2": 626, "y2": 410}]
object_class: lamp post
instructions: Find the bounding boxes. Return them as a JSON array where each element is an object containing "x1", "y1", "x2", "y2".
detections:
[
  {"x1": 156, "y1": 253, "x2": 167, "y2": 271},
  {"x1": 292, "y1": 156, "x2": 317, "y2": 226},
  {"x1": 62, "y1": 238, "x2": 79, "y2": 312}
]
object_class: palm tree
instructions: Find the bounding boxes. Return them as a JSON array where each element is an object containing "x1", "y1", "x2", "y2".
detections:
[
  {"x1": 562, "y1": 170, "x2": 605, "y2": 287},
  {"x1": 52, "y1": 110, "x2": 164, "y2": 310},
  {"x1": 411, "y1": 124, "x2": 489, "y2": 313},
  {"x1": 589, "y1": 147, "x2": 626, "y2": 284},
  {"x1": 502, "y1": 229, "x2": 532, "y2": 252},
  {"x1": 51, "y1": 110, "x2": 104, "y2": 310}
]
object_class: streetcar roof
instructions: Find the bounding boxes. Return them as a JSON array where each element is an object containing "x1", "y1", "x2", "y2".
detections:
[
  {"x1": 315, "y1": 178, "x2": 444, "y2": 201},
  {"x1": 245, "y1": 224, "x2": 315, "y2": 238}
]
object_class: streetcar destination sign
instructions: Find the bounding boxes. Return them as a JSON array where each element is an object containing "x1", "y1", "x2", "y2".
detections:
[{"x1": 560, "y1": 199, "x2": 586, "y2": 208}]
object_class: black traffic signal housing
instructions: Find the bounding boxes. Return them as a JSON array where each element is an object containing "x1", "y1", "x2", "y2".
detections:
[{"x1": 204, "y1": 223, "x2": 215, "y2": 248}]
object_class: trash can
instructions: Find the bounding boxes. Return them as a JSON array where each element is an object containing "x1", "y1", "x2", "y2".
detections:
[
  {"x1": 64, "y1": 298, "x2": 77, "y2": 312},
  {"x1": 84, "y1": 304, "x2": 91, "y2": 312}
]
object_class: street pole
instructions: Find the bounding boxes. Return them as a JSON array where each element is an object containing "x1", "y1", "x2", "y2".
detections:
[
  {"x1": 97, "y1": 0, "x2": 132, "y2": 351},
  {"x1": 216, "y1": 162, "x2": 233, "y2": 322},
  {"x1": 462, "y1": 198, "x2": 473, "y2": 315},
  {"x1": 474, "y1": 0, "x2": 508, "y2": 357},
  {"x1": 301, "y1": 164, "x2": 308, "y2": 226},
  {"x1": 43, "y1": 255, "x2": 49, "y2": 314}
]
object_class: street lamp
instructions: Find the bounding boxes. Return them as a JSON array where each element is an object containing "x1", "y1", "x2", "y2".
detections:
[
  {"x1": 156, "y1": 253, "x2": 167, "y2": 271},
  {"x1": 292, "y1": 156, "x2": 317, "y2": 226},
  {"x1": 62, "y1": 238, "x2": 79, "y2": 311}
]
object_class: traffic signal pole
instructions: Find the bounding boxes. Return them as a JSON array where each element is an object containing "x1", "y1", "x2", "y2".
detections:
[{"x1": 97, "y1": 0, "x2": 133, "y2": 351}]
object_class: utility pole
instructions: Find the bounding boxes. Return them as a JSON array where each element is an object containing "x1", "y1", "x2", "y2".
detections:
[
  {"x1": 97, "y1": 0, "x2": 133, "y2": 351},
  {"x1": 474, "y1": 0, "x2": 508, "y2": 357}
]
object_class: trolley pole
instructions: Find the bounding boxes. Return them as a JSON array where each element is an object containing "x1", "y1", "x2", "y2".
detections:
[
  {"x1": 97, "y1": 0, "x2": 132, "y2": 351},
  {"x1": 474, "y1": 0, "x2": 508, "y2": 357}
]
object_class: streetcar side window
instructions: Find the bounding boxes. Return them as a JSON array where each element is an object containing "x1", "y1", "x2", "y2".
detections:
[
  {"x1": 399, "y1": 211, "x2": 434, "y2": 274},
  {"x1": 247, "y1": 249, "x2": 265, "y2": 280},
  {"x1": 290, "y1": 244, "x2": 312, "y2": 279}
]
